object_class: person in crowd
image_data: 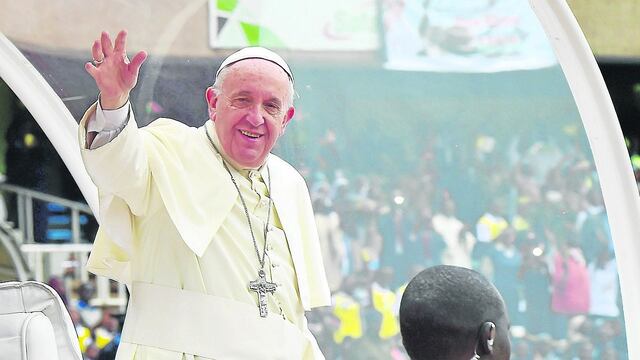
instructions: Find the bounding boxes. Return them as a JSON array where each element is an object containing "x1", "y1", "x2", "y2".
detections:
[
  {"x1": 600, "y1": 343, "x2": 621, "y2": 360},
  {"x1": 93, "y1": 309, "x2": 119, "y2": 351},
  {"x1": 514, "y1": 164, "x2": 542, "y2": 204},
  {"x1": 431, "y1": 195, "x2": 475, "y2": 268},
  {"x1": 593, "y1": 318, "x2": 626, "y2": 358},
  {"x1": 341, "y1": 308, "x2": 390, "y2": 360},
  {"x1": 588, "y1": 246, "x2": 620, "y2": 319},
  {"x1": 399, "y1": 265, "x2": 511, "y2": 360},
  {"x1": 530, "y1": 334, "x2": 561, "y2": 360},
  {"x1": 567, "y1": 315, "x2": 593, "y2": 341},
  {"x1": 47, "y1": 276, "x2": 68, "y2": 305},
  {"x1": 486, "y1": 227, "x2": 522, "y2": 324},
  {"x1": 476, "y1": 200, "x2": 509, "y2": 245},
  {"x1": 333, "y1": 178, "x2": 359, "y2": 276},
  {"x1": 473, "y1": 199, "x2": 504, "y2": 278},
  {"x1": 84, "y1": 343, "x2": 101, "y2": 360},
  {"x1": 313, "y1": 181, "x2": 345, "y2": 292},
  {"x1": 577, "y1": 188, "x2": 610, "y2": 263},
  {"x1": 549, "y1": 233, "x2": 590, "y2": 340},
  {"x1": 510, "y1": 339, "x2": 532, "y2": 360},
  {"x1": 371, "y1": 267, "x2": 401, "y2": 340},
  {"x1": 572, "y1": 340, "x2": 596, "y2": 360},
  {"x1": 307, "y1": 308, "x2": 341, "y2": 360},
  {"x1": 73, "y1": 282, "x2": 102, "y2": 329},
  {"x1": 518, "y1": 232, "x2": 552, "y2": 336},
  {"x1": 378, "y1": 184, "x2": 423, "y2": 285},
  {"x1": 69, "y1": 306, "x2": 93, "y2": 354},
  {"x1": 331, "y1": 273, "x2": 371, "y2": 345},
  {"x1": 81, "y1": 30, "x2": 329, "y2": 359}
]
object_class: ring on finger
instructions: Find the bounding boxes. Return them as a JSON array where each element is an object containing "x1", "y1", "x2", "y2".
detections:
[{"x1": 93, "y1": 58, "x2": 104, "y2": 66}]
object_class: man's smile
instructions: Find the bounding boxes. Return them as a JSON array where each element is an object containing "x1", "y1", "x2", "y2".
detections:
[{"x1": 239, "y1": 129, "x2": 262, "y2": 139}]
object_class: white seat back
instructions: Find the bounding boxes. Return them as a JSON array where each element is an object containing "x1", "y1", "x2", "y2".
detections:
[{"x1": 0, "y1": 281, "x2": 82, "y2": 360}]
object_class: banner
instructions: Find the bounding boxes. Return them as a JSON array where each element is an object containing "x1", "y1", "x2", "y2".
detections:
[
  {"x1": 383, "y1": 0, "x2": 557, "y2": 72},
  {"x1": 209, "y1": 0, "x2": 378, "y2": 51}
]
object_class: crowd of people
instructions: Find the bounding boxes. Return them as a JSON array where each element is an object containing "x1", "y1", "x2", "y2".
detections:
[
  {"x1": 45, "y1": 277, "x2": 121, "y2": 360},
  {"x1": 297, "y1": 123, "x2": 630, "y2": 359}
]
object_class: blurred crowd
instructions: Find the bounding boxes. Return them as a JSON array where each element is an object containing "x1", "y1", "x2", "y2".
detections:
[
  {"x1": 299, "y1": 124, "x2": 629, "y2": 359},
  {"x1": 46, "y1": 277, "x2": 121, "y2": 360}
]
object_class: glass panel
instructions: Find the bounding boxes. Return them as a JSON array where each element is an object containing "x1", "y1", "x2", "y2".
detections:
[{"x1": 0, "y1": 1, "x2": 628, "y2": 359}]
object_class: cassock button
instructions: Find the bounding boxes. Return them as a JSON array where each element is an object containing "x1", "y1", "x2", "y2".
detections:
[
  {"x1": 260, "y1": 199, "x2": 268, "y2": 207},
  {"x1": 271, "y1": 263, "x2": 279, "y2": 268}
]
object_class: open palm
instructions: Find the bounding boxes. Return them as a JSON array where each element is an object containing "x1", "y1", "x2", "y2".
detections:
[{"x1": 85, "y1": 30, "x2": 147, "y2": 109}]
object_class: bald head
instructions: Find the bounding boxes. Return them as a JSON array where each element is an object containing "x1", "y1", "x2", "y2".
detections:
[{"x1": 399, "y1": 265, "x2": 511, "y2": 360}]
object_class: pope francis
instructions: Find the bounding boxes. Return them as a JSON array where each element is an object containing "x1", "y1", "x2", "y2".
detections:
[{"x1": 80, "y1": 30, "x2": 331, "y2": 359}]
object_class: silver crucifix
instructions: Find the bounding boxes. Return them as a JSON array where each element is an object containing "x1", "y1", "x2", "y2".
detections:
[{"x1": 248, "y1": 269, "x2": 277, "y2": 317}]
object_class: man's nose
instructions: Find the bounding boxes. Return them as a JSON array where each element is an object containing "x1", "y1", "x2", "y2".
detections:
[{"x1": 245, "y1": 104, "x2": 265, "y2": 126}]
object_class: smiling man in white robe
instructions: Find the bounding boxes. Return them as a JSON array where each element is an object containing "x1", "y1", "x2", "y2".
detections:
[{"x1": 80, "y1": 30, "x2": 331, "y2": 359}]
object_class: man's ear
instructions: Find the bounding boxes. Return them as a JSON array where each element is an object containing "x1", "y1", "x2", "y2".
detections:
[
  {"x1": 281, "y1": 106, "x2": 295, "y2": 133},
  {"x1": 478, "y1": 322, "x2": 496, "y2": 356},
  {"x1": 205, "y1": 86, "x2": 218, "y2": 121}
]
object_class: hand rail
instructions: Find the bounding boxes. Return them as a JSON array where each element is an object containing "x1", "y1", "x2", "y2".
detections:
[
  {"x1": 0, "y1": 183, "x2": 93, "y2": 245},
  {"x1": 0, "y1": 185, "x2": 125, "y2": 309},
  {"x1": 0, "y1": 183, "x2": 92, "y2": 214}
]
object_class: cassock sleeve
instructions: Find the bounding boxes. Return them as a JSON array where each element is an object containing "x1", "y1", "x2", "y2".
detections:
[
  {"x1": 79, "y1": 103, "x2": 151, "y2": 216},
  {"x1": 79, "y1": 103, "x2": 151, "y2": 284}
]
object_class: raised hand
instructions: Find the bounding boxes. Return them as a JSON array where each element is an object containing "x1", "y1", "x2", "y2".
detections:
[{"x1": 85, "y1": 30, "x2": 147, "y2": 109}]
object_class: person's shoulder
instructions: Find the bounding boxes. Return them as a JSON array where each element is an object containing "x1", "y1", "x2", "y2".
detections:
[
  {"x1": 144, "y1": 118, "x2": 195, "y2": 132},
  {"x1": 269, "y1": 153, "x2": 295, "y2": 171},
  {"x1": 268, "y1": 154, "x2": 305, "y2": 184},
  {"x1": 141, "y1": 118, "x2": 200, "y2": 141}
]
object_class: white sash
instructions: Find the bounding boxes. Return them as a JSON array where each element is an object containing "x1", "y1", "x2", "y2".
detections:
[{"x1": 121, "y1": 282, "x2": 309, "y2": 359}]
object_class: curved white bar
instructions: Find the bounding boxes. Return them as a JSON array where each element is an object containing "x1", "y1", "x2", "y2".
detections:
[
  {"x1": 0, "y1": 32, "x2": 99, "y2": 215},
  {"x1": 531, "y1": 1, "x2": 640, "y2": 357}
]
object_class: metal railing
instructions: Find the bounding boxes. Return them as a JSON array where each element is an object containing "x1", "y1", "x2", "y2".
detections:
[
  {"x1": 0, "y1": 183, "x2": 127, "y2": 310},
  {"x1": 0, "y1": 183, "x2": 93, "y2": 245}
]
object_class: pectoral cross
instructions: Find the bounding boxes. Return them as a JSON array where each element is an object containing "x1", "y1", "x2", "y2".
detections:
[{"x1": 248, "y1": 269, "x2": 277, "y2": 317}]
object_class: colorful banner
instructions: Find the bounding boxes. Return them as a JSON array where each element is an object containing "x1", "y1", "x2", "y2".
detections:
[
  {"x1": 383, "y1": 0, "x2": 557, "y2": 72},
  {"x1": 209, "y1": 0, "x2": 378, "y2": 51}
]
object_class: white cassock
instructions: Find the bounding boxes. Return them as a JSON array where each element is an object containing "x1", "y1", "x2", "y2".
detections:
[{"x1": 79, "y1": 103, "x2": 331, "y2": 360}]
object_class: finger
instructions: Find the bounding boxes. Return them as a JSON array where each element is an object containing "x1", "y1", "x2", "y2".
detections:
[
  {"x1": 128, "y1": 50, "x2": 147, "y2": 74},
  {"x1": 101, "y1": 31, "x2": 114, "y2": 57},
  {"x1": 113, "y1": 29, "x2": 127, "y2": 54},
  {"x1": 91, "y1": 40, "x2": 103, "y2": 61},
  {"x1": 85, "y1": 62, "x2": 99, "y2": 79}
]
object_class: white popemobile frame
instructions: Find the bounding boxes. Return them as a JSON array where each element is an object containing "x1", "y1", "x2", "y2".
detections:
[
  {"x1": 530, "y1": 3, "x2": 640, "y2": 359},
  {"x1": 0, "y1": 1, "x2": 638, "y2": 357},
  {"x1": 0, "y1": 35, "x2": 98, "y2": 212}
]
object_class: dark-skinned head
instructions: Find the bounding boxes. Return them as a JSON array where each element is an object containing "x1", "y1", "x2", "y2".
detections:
[{"x1": 399, "y1": 265, "x2": 511, "y2": 360}]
